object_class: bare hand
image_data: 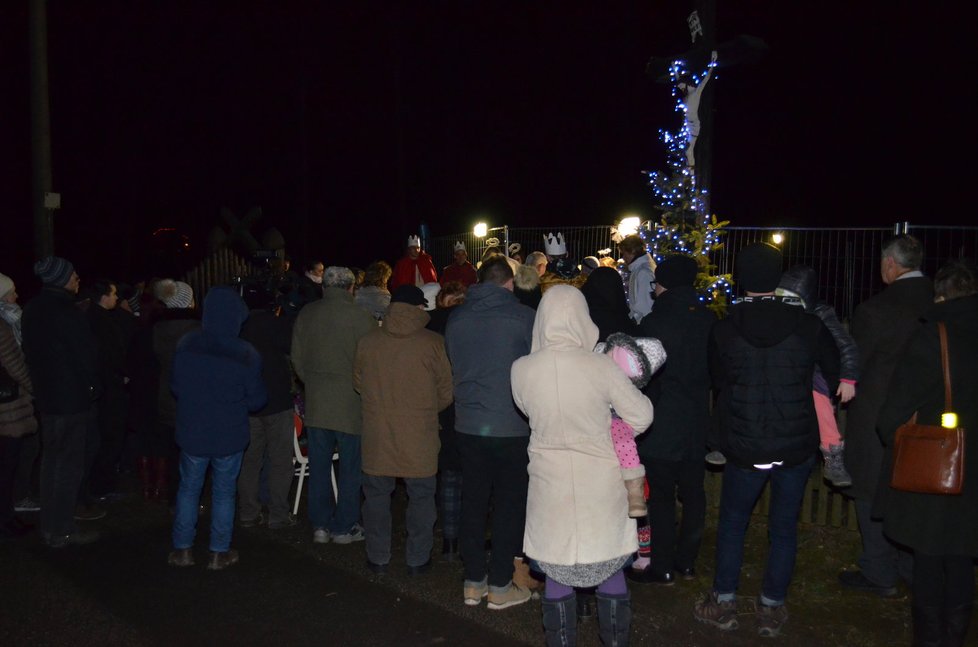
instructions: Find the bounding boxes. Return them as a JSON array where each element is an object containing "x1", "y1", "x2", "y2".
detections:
[{"x1": 836, "y1": 382, "x2": 856, "y2": 403}]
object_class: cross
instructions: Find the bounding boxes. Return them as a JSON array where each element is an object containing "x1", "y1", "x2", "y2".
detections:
[{"x1": 645, "y1": 0, "x2": 767, "y2": 213}]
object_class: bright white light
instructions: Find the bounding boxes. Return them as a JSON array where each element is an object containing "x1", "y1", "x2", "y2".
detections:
[
  {"x1": 474, "y1": 222, "x2": 488, "y2": 238},
  {"x1": 618, "y1": 216, "x2": 641, "y2": 237},
  {"x1": 772, "y1": 232, "x2": 784, "y2": 245}
]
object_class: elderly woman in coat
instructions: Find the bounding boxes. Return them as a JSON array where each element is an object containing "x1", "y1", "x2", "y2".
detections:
[
  {"x1": 0, "y1": 273, "x2": 38, "y2": 539},
  {"x1": 511, "y1": 285, "x2": 653, "y2": 647},
  {"x1": 877, "y1": 259, "x2": 978, "y2": 647}
]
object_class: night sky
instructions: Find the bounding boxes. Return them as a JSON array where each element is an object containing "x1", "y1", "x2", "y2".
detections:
[{"x1": 2, "y1": 1, "x2": 975, "y2": 286}]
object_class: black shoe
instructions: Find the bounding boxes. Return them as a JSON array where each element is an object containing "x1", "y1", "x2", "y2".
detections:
[
  {"x1": 207, "y1": 549, "x2": 240, "y2": 571},
  {"x1": 676, "y1": 566, "x2": 697, "y2": 580},
  {"x1": 74, "y1": 504, "x2": 107, "y2": 521},
  {"x1": 406, "y1": 559, "x2": 431, "y2": 576},
  {"x1": 838, "y1": 570, "x2": 898, "y2": 597},
  {"x1": 626, "y1": 566, "x2": 675, "y2": 585},
  {"x1": 239, "y1": 513, "x2": 264, "y2": 528},
  {"x1": 267, "y1": 514, "x2": 297, "y2": 530},
  {"x1": 366, "y1": 560, "x2": 388, "y2": 575}
]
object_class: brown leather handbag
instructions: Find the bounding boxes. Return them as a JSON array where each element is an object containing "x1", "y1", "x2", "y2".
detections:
[{"x1": 890, "y1": 322, "x2": 966, "y2": 495}]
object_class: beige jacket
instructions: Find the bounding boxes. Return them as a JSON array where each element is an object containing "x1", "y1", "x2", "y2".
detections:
[
  {"x1": 354, "y1": 303, "x2": 453, "y2": 477},
  {"x1": 512, "y1": 285, "x2": 653, "y2": 566}
]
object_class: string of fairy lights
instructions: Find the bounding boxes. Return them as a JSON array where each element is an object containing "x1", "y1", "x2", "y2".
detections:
[{"x1": 639, "y1": 56, "x2": 732, "y2": 304}]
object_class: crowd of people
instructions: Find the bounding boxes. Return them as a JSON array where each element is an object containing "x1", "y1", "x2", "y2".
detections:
[{"x1": 0, "y1": 232, "x2": 975, "y2": 646}]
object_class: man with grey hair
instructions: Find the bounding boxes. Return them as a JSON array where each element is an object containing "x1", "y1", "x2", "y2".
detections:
[
  {"x1": 525, "y1": 252, "x2": 548, "y2": 278},
  {"x1": 839, "y1": 234, "x2": 933, "y2": 597},
  {"x1": 292, "y1": 267, "x2": 376, "y2": 545}
]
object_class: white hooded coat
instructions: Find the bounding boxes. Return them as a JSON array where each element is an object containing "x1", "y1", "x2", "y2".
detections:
[{"x1": 511, "y1": 285, "x2": 654, "y2": 567}]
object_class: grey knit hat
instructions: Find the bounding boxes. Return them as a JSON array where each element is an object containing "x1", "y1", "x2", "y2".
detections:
[{"x1": 33, "y1": 256, "x2": 75, "y2": 287}]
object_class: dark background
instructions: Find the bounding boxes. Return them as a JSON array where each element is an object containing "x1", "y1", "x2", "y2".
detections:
[{"x1": 2, "y1": 1, "x2": 975, "y2": 285}]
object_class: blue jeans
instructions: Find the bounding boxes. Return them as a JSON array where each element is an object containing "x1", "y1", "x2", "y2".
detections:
[
  {"x1": 713, "y1": 456, "x2": 814, "y2": 605},
  {"x1": 172, "y1": 451, "x2": 243, "y2": 552},
  {"x1": 306, "y1": 427, "x2": 362, "y2": 534}
]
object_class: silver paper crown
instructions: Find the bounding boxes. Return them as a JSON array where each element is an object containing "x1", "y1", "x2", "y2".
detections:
[
  {"x1": 544, "y1": 232, "x2": 567, "y2": 256},
  {"x1": 454, "y1": 241, "x2": 466, "y2": 252},
  {"x1": 407, "y1": 235, "x2": 421, "y2": 248}
]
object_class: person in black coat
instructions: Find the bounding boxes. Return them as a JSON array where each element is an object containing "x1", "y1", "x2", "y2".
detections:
[
  {"x1": 876, "y1": 260, "x2": 978, "y2": 647},
  {"x1": 22, "y1": 257, "x2": 102, "y2": 547},
  {"x1": 694, "y1": 243, "x2": 839, "y2": 636},
  {"x1": 630, "y1": 255, "x2": 715, "y2": 584},
  {"x1": 86, "y1": 279, "x2": 135, "y2": 500},
  {"x1": 839, "y1": 235, "x2": 934, "y2": 597}
]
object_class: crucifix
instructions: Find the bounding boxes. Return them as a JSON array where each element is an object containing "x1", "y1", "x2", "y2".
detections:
[{"x1": 645, "y1": 0, "x2": 767, "y2": 213}]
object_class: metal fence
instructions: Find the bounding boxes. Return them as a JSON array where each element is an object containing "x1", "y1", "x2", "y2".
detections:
[{"x1": 434, "y1": 223, "x2": 978, "y2": 321}]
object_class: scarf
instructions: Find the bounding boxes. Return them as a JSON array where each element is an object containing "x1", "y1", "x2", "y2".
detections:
[{"x1": 0, "y1": 301, "x2": 23, "y2": 346}]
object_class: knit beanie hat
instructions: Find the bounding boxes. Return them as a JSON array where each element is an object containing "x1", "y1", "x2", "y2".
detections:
[
  {"x1": 736, "y1": 243, "x2": 783, "y2": 293},
  {"x1": 33, "y1": 256, "x2": 75, "y2": 287},
  {"x1": 0, "y1": 273, "x2": 13, "y2": 299},
  {"x1": 655, "y1": 255, "x2": 699, "y2": 289},
  {"x1": 158, "y1": 279, "x2": 195, "y2": 309},
  {"x1": 391, "y1": 285, "x2": 427, "y2": 308}
]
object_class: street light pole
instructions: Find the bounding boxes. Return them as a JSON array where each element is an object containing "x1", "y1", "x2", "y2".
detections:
[{"x1": 30, "y1": 0, "x2": 55, "y2": 259}]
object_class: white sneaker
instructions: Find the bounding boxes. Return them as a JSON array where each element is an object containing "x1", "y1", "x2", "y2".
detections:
[
  {"x1": 313, "y1": 528, "x2": 330, "y2": 544},
  {"x1": 331, "y1": 523, "x2": 365, "y2": 545}
]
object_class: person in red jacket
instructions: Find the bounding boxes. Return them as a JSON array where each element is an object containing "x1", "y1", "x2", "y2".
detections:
[
  {"x1": 441, "y1": 242, "x2": 478, "y2": 287},
  {"x1": 391, "y1": 235, "x2": 438, "y2": 291}
]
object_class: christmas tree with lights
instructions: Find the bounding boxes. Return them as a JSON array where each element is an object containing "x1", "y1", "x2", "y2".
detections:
[{"x1": 641, "y1": 57, "x2": 732, "y2": 315}]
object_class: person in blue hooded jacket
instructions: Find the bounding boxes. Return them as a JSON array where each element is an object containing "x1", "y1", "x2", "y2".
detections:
[{"x1": 167, "y1": 286, "x2": 266, "y2": 570}]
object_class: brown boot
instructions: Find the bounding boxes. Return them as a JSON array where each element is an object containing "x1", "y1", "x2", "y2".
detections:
[
  {"x1": 625, "y1": 477, "x2": 647, "y2": 518},
  {"x1": 137, "y1": 456, "x2": 154, "y2": 500},
  {"x1": 154, "y1": 457, "x2": 168, "y2": 502}
]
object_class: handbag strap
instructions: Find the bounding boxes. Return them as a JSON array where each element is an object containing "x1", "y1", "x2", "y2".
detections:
[{"x1": 938, "y1": 322, "x2": 952, "y2": 411}]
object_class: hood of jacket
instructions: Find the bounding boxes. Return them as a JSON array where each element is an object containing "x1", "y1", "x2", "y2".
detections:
[
  {"x1": 531, "y1": 285, "x2": 599, "y2": 352},
  {"x1": 465, "y1": 282, "x2": 519, "y2": 313},
  {"x1": 201, "y1": 286, "x2": 249, "y2": 337},
  {"x1": 581, "y1": 267, "x2": 629, "y2": 316},
  {"x1": 778, "y1": 265, "x2": 817, "y2": 311},
  {"x1": 382, "y1": 302, "x2": 430, "y2": 337},
  {"x1": 728, "y1": 298, "x2": 806, "y2": 348}
]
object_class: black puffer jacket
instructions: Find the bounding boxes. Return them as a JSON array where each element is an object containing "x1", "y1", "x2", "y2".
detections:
[
  {"x1": 709, "y1": 298, "x2": 840, "y2": 469},
  {"x1": 779, "y1": 266, "x2": 859, "y2": 382}
]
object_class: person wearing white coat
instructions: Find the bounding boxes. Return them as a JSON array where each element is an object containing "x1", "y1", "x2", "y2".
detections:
[{"x1": 511, "y1": 285, "x2": 654, "y2": 646}]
